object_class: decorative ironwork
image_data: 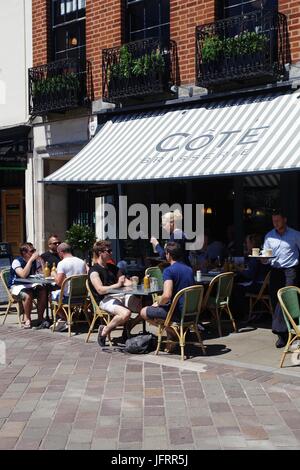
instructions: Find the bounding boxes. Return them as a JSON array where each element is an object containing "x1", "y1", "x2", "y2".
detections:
[
  {"x1": 196, "y1": 11, "x2": 290, "y2": 89},
  {"x1": 28, "y1": 58, "x2": 92, "y2": 115},
  {"x1": 102, "y1": 37, "x2": 177, "y2": 103}
]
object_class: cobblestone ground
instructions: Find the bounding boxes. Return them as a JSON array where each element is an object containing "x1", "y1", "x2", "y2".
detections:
[{"x1": 1, "y1": 325, "x2": 300, "y2": 450}]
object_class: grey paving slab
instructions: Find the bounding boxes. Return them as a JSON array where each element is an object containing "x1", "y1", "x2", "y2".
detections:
[{"x1": 1, "y1": 322, "x2": 300, "y2": 449}]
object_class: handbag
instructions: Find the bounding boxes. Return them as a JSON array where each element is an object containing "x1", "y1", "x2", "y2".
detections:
[{"x1": 124, "y1": 333, "x2": 156, "y2": 354}]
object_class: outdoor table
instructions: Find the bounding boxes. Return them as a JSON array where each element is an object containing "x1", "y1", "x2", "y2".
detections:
[
  {"x1": 194, "y1": 274, "x2": 216, "y2": 285},
  {"x1": 106, "y1": 285, "x2": 163, "y2": 333},
  {"x1": 14, "y1": 276, "x2": 57, "y2": 321}
]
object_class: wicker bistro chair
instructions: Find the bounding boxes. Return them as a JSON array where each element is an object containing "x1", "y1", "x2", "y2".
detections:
[
  {"x1": 245, "y1": 270, "x2": 272, "y2": 321},
  {"x1": 277, "y1": 286, "x2": 300, "y2": 368},
  {"x1": 0, "y1": 269, "x2": 23, "y2": 326},
  {"x1": 202, "y1": 272, "x2": 236, "y2": 337},
  {"x1": 51, "y1": 274, "x2": 90, "y2": 337},
  {"x1": 145, "y1": 266, "x2": 164, "y2": 302},
  {"x1": 150, "y1": 285, "x2": 206, "y2": 361},
  {"x1": 85, "y1": 280, "x2": 113, "y2": 346}
]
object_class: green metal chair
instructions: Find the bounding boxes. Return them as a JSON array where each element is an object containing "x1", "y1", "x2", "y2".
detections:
[
  {"x1": 150, "y1": 285, "x2": 206, "y2": 361},
  {"x1": 277, "y1": 286, "x2": 300, "y2": 368},
  {"x1": 0, "y1": 268, "x2": 23, "y2": 326},
  {"x1": 145, "y1": 266, "x2": 164, "y2": 302},
  {"x1": 51, "y1": 274, "x2": 90, "y2": 337},
  {"x1": 202, "y1": 272, "x2": 236, "y2": 337}
]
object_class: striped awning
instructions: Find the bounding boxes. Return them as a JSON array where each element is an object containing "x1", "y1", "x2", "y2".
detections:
[{"x1": 43, "y1": 90, "x2": 300, "y2": 184}]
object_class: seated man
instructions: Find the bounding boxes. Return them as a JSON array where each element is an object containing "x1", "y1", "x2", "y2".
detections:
[
  {"x1": 51, "y1": 242, "x2": 87, "y2": 331},
  {"x1": 88, "y1": 240, "x2": 142, "y2": 348},
  {"x1": 41, "y1": 234, "x2": 61, "y2": 268},
  {"x1": 140, "y1": 241, "x2": 195, "y2": 349},
  {"x1": 8, "y1": 242, "x2": 47, "y2": 329}
]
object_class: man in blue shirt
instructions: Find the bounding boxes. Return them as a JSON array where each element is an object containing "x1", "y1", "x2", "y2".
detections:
[
  {"x1": 140, "y1": 241, "x2": 194, "y2": 325},
  {"x1": 263, "y1": 209, "x2": 300, "y2": 348}
]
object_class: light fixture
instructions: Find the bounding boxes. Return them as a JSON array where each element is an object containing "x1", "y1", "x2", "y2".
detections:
[
  {"x1": 206, "y1": 207, "x2": 213, "y2": 214},
  {"x1": 70, "y1": 37, "x2": 78, "y2": 47},
  {"x1": 246, "y1": 208, "x2": 252, "y2": 215}
]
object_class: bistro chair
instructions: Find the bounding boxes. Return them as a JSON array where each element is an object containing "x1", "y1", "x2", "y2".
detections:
[
  {"x1": 145, "y1": 266, "x2": 164, "y2": 302},
  {"x1": 150, "y1": 285, "x2": 206, "y2": 361},
  {"x1": 0, "y1": 269, "x2": 23, "y2": 326},
  {"x1": 51, "y1": 274, "x2": 90, "y2": 337},
  {"x1": 85, "y1": 280, "x2": 113, "y2": 346},
  {"x1": 202, "y1": 272, "x2": 236, "y2": 337},
  {"x1": 245, "y1": 270, "x2": 272, "y2": 321},
  {"x1": 277, "y1": 286, "x2": 300, "y2": 368}
]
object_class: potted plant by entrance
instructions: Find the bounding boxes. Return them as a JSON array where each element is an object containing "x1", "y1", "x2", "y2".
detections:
[{"x1": 65, "y1": 224, "x2": 96, "y2": 262}]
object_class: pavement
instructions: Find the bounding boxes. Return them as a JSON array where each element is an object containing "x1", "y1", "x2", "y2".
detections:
[{"x1": 0, "y1": 308, "x2": 300, "y2": 450}]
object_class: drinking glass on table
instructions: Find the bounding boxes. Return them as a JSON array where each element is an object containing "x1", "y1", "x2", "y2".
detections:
[{"x1": 131, "y1": 276, "x2": 139, "y2": 288}]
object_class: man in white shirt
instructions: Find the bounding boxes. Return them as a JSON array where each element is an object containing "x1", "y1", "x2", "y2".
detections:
[{"x1": 51, "y1": 242, "x2": 87, "y2": 331}]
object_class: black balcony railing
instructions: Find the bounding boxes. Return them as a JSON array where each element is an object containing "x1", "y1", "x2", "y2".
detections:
[
  {"x1": 196, "y1": 11, "x2": 289, "y2": 90},
  {"x1": 28, "y1": 58, "x2": 92, "y2": 115},
  {"x1": 102, "y1": 38, "x2": 177, "y2": 103}
]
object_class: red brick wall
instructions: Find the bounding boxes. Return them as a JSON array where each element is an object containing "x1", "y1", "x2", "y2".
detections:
[
  {"x1": 86, "y1": 0, "x2": 123, "y2": 100},
  {"x1": 279, "y1": 0, "x2": 300, "y2": 63},
  {"x1": 170, "y1": 0, "x2": 215, "y2": 85},
  {"x1": 32, "y1": 0, "x2": 50, "y2": 66}
]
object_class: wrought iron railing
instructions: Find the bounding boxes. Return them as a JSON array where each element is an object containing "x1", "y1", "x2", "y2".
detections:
[
  {"x1": 102, "y1": 37, "x2": 178, "y2": 102},
  {"x1": 29, "y1": 58, "x2": 92, "y2": 115},
  {"x1": 196, "y1": 11, "x2": 289, "y2": 89}
]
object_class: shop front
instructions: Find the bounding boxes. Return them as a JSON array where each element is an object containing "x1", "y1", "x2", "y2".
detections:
[{"x1": 42, "y1": 88, "x2": 300, "y2": 258}]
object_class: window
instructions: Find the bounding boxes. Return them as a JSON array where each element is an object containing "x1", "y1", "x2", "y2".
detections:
[
  {"x1": 126, "y1": 0, "x2": 170, "y2": 43},
  {"x1": 218, "y1": 0, "x2": 278, "y2": 18},
  {"x1": 51, "y1": 0, "x2": 86, "y2": 61}
]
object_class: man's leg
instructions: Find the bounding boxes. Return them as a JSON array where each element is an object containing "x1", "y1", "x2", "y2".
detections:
[
  {"x1": 98, "y1": 302, "x2": 131, "y2": 346},
  {"x1": 21, "y1": 291, "x2": 33, "y2": 326},
  {"x1": 36, "y1": 287, "x2": 47, "y2": 322}
]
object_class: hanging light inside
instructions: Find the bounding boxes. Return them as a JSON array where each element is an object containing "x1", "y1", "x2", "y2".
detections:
[
  {"x1": 246, "y1": 208, "x2": 252, "y2": 215},
  {"x1": 206, "y1": 207, "x2": 213, "y2": 214}
]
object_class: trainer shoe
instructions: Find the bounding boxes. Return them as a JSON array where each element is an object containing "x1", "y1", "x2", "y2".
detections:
[
  {"x1": 34, "y1": 320, "x2": 51, "y2": 330},
  {"x1": 54, "y1": 320, "x2": 68, "y2": 332},
  {"x1": 97, "y1": 324, "x2": 107, "y2": 348},
  {"x1": 289, "y1": 340, "x2": 300, "y2": 351}
]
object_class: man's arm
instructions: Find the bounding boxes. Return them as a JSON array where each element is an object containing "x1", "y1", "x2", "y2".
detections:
[
  {"x1": 14, "y1": 252, "x2": 39, "y2": 279},
  {"x1": 90, "y1": 271, "x2": 125, "y2": 296},
  {"x1": 55, "y1": 272, "x2": 66, "y2": 287},
  {"x1": 156, "y1": 279, "x2": 173, "y2": 306}
]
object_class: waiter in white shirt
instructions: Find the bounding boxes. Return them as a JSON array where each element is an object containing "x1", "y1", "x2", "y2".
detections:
[{"x1": 263, "y1": 209, "x2": 300, "y2": 348}]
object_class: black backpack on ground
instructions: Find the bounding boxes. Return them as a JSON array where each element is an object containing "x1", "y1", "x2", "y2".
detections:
[{"x1": 124, "y1": 333, "x2": 157, "y2": 354}]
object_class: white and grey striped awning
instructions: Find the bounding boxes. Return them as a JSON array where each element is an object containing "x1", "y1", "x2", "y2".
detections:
[{"x1": 43, "y1": 90, "x2": 300, "y2": 184}]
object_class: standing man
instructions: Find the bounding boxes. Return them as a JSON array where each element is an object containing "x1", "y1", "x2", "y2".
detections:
[
  {"x1": 88, "y1": 240, "x2": 142, "y2": 347},
  {"x1": 263, "y1": 209, "x2": 300, "y2": 348},
  {"x1": 51, "y1": 242, "x2": 87, "y2": 331},
  {"x1": 41, "y1": 234, "x2": 61, "y2": 268}
]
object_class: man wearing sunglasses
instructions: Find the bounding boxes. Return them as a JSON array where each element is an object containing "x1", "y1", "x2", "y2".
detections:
[
  {"x1": 41, "y1": 234, "x2": 61, "y2": 267},
  {"x1": 88, "y1": 240, "x2": 142, "y2": 347},
  {"x1": 8, "y1": 243, "x2": 48, "y2": 329}
]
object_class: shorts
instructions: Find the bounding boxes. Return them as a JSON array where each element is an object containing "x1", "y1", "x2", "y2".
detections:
[
  {"x1": 11, "y1": 284, "x2": 44, "y2": 299},
  {"x1": 146, "y1": 305, "x2": 180, "y2": 322},
  {"x1": 100, "y1": 294, "x2": 141, "y2": 315},
  {"x1": 51, "y1": 289, "x2": 69, "y2": 303}
]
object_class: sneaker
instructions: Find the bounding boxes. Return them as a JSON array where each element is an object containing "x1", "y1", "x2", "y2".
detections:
[
  {"x1": 97, "y1": 324, "x2": 106, "y2": 348},
  {"x1": 275, "y1": 334, "x2": 288, "y2": 348},
  {"x1": 54, "y1": 320, "x2": 68, "y2": 332},
  {"x1": 289, "y1": 340, "x2": 300, "y2": 352},
  {"x1": 34, "y1": 320, "x2": 51, "y2": 330}
]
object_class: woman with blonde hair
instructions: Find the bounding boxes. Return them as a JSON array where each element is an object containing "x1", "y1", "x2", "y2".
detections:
[{"x1": 150, "y1": 209, "x2": 190, "y2": 265}]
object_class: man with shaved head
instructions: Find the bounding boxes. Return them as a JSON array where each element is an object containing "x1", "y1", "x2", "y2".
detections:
[{"x1": 51, "y1": 242, "x2": 87, "y2": 331}]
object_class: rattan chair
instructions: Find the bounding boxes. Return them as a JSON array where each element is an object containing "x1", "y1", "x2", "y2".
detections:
[
  {"x1": 202, "y1": 272, "x2": 236, "y2": 337},
  {"x1": 150, "y1": 285, "x2": 206, "y2": 361},
  {"x1": 246, "y1": 270, "x2": 272, "y2": 320},
  {"x1": 85, "y1": 280, "x2": 113, "y2": 345},
  {"x1": 51, "y1": 274, "x2": 90, "y2": 337},
  {"x1": 277, "y1": 286, "x2": 300, "y2": 368},
  {"x1": 0, "y1": 268, "x2": 23, "y2": 326}
]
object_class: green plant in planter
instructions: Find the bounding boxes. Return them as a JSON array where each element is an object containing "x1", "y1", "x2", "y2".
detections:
[
  {"x1": 201, "y1": 35, "x2": 223, "y2": 62},
  {"x1": 65, "y1": 224, "x2": 96, "y2": 259},
  {"x1": 33, "y1": 73, "x2": 80, "y2": 97},
  {"x1": 109, "y1": 45, "x2": 166, "y2": 80},
  {"x1": 223, "y1": 31, "x2": 268, "y2": 57}
]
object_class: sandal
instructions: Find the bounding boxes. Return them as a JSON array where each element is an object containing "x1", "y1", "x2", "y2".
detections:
[{"x1": 23, "y1": 320, "x2": 31, "y2": 329}]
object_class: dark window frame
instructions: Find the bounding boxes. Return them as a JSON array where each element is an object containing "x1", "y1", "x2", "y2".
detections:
[
  {"x1": 51, "y1": 0, "x2": 86, "y2": 61},
  {"x1": 217, "y1": 0, "x2": 278, "y2": 19},
  {"x1": 125, "y1": 0, "x2": 170, "y2": 43}
]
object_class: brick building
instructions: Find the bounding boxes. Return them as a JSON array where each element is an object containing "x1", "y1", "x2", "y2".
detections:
[{"x1": 29, "y1": 1, "x2": 300, "y2": 257}]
